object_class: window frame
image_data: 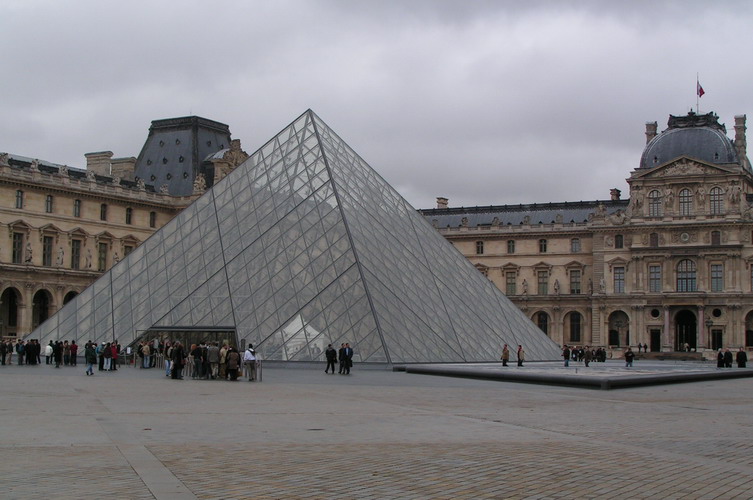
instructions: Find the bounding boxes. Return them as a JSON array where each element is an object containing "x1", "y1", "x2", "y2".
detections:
[
  {"x1": 538, "y1": 239, "x2": 547, "y2": 253},
  {"x1": 613, "y1": 266, "x2": 625, "y2": 294},
  {"x1": 710, "y1": 187, "x2": 724, "y2": 215},
  {"x1": 676, "y1": 259, "x2": 697, "y2": 292},
  {"x1": 45, "y1": 194, "x2": 53, "y2": 213},
  {"x1": 648, "y1": 190, "x2": 662, "y2": 217},
  {"x1": 15, "y1": 190, "x2": 24, "y2": 209},
  {"x1": 679, "y1": 188, "x2": 693, "y2": 216}
]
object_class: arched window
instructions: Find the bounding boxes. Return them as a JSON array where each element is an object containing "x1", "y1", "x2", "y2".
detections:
[
  {"x1": 475, "y1": 241, "x2": 484, "y2": 255},
  {"x1": 536, "y1": 312, "x2": 549, "y2": 335},
  {"x1": 648, "y1": 190, "x2": 662, "y2": 217},
  {"x1": 679, "y1": 188, "x2": 693, "y2": 216},
  {"x1": 569, "y1": 312, "x2": 582, "y2": 342},
  {"x1": 710, "y1": 187, "x2": 724, "y2": 215},
  {"x1": 677, "y1": 259, "x2": 697, "y2": 292}
]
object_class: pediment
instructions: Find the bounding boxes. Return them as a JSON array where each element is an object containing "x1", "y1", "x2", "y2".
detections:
[
  {"x1": 39, "y1": 223, "x2": 64, "y2": 234},
  {"x1": 68, "y1": 227, "x2": 89, "y2": 238},
  {"x1": 633, "y1": 156, "x2": 734, "y2": 180}
]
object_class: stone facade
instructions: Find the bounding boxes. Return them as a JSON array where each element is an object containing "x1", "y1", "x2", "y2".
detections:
[
  {"x1": 0, "y1": 117, "x2": 247, "y2": 339},
  {"x1": 421, "y1": 112, "x2": 753, "y2": 356}
]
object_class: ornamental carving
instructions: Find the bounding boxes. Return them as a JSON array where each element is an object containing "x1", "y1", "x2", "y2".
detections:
[
  {"x1": 0, "y1": 152, "x2": 9, "y2": 165},
  {"x1": 657, "y1": 159, "x2": 714, "y2": 177},
  {"x1": 609, "y1": 210, "x2": 629, "y2": 225}
]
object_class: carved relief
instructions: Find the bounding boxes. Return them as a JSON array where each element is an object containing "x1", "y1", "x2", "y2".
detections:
[
  {"x1": 192, "y1": 173, "x2": 206, "y2": 194},
  {"x1": 609, "y1": 210, "x2": 629, "y2": 225},
  {"x1": 491, "y1": 217, "x2": 500, "y2": 227},
  {"x1": 460, "y1": 217, "x2": 469, "y2": 227},
  {"x1": 604, "y1": 236, "x2": 614, "y2": 248},
  {"x1": 86, "y1": 170, "x2": 96, "y2": 181},
  {"x1": 30, "y1": 159, "x2": 40, "y2": 172}
]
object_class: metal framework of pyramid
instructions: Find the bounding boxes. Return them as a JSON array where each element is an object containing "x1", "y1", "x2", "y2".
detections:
[{"x1": 32, "y1": 110, "x2": 561, "y2": 363}]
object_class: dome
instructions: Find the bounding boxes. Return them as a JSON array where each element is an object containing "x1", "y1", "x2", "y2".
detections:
[{"x1": 639, "y1": 112, "x2": 740, "y2": 170}]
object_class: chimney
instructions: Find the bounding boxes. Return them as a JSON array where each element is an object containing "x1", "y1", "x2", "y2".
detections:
[
  {"x1": 436, "y1": 197, "x2": 448, "y2": 209},
  {"x1": 85, "y1": 151, "x2": 113, "y2": 176},
  {"x1": 610, "y1": 188, "x2": 621, "y2": 201},
  {"x1": 645, "y1": 122, "x2": 657, "y2": 144},
  {"x1": 735, "y1": 115, "x2": 747, "y2": 161},
  {"x1": 111, "y1": 156, "x2": 137, "y2": 181}
]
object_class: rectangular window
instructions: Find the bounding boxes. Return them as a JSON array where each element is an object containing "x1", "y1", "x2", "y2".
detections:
[
  {"x1": 569, "y1": 270, "x2": 581, "y2": 294},
  {"x1": 98, "y1": 242, "x2": 107, "y2": 272},
  {"x1": 649, "y1": 265, "x2": 662, "y2": 292},
  {"x1": 614, "y1": 266, "x2": 625, "y2": 294},
  {"x1": 505, "y1": 272, "x2": 516, "y2": 295},
  {"x1": 710, "y1": 264, "x2": 724, "y2": 292},
  {"x1": 100, "y1": 203, "x2": 107, "y2": 221},
  {"x1": 126, "y1": 207, "x2": 133, "y2": 225},
  {"x1": 15, "y1": 190, "x2": 23, "y2": 209},
  {"x1": 73, "y1": 199, "x2": 81, "y2": 217},
  {"x1": 12, "y1": 233, "x2": 24, "y2": 264},
  {"x1": 124, "y1": 245, "x2": 134, "y2": 256},
  {"x1": 43, "y1": 236, "x2": 53, "y2": 266},
  {"x1": 45, "y1": 195, "x2": 53, "y2": 213},
  {"x1": 71, "y1": 240, "x2": 81, "y2": 270},
  {"x1": 475, "y1": 241, "x2": 484, "y2": 255},
  {"x1": 571, "y1": 238, "x2": 581, "y2": 253},
  {"x1": 539, "y1": 239, "x2": 547, "y2": 253},
  {"x1": 615, "y1": 235, "x2": 624, "y2": 249},
  {"x1": 507, "y1": 240, "x2": 515, "y2": 254},
  {"x1": 537, "y1": 271, "x2": 548, "y2": 295}
]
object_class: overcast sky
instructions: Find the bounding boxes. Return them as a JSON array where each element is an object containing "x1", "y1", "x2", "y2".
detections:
[{"x1": 2, "y1": 0, "x2": 752, "y2": 209}]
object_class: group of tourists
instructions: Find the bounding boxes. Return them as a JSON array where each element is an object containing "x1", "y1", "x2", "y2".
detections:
[
  {"x1": 560, "y1": 345, "x2": 610, "y2": 366},
  {"x1": 717, "y1": 348, "x2": 747, "y2": 368},
  {"x1": 159, "y1": 341, "x2": 257, "y2": 382},
  {"x1": 324, "y1": 343, "x2": 354, "y2": 374}
]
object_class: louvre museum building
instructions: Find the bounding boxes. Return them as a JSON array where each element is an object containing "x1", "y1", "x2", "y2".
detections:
[
  {"x1": 421, "y1": 111, "x2": 753, "y2": 357},
  {"x1": 2, "y1": 109, "x2": 752, "y2": 362}
]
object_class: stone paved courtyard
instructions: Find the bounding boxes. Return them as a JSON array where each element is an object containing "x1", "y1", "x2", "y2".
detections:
[{"x1": 1, "y1": 362, "x2": 752, "y2": 499}]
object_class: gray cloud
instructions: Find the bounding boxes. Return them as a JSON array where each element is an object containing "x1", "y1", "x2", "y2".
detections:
[{"x1": 2, "y1": 0, "x2": 751, "y2": 209}]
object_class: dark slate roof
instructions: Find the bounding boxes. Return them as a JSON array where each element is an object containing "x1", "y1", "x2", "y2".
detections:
[
  {"x1": 639, "y1": 112, "x2": 742, "y2": 170},
  {"x1": 134, "y1": 116, "x2": 232, "y2": 196},
  {"x1": 419, "y1": 200, "x2": 629, "y2": 228}
]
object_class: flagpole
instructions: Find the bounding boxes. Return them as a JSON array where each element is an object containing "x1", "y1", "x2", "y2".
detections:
[{"x1": 697, "y1": 73, "x2": 700, "y2": 114}]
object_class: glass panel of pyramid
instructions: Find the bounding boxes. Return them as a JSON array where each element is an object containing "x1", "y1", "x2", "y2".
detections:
[{"x1": 29, "y1": 110, "x2": 561, "y2": 362}]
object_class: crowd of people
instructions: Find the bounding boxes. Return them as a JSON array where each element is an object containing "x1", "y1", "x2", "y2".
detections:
[
  {"x1": 132, "y1": 340, "x2": 258, "y2": 382},
  {"x1": 717, "y1": 347, "x2": 748, "y2": 368}
]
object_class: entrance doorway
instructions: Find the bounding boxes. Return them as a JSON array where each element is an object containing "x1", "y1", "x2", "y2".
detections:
[
  {"x1": 675, "y1": 310, "x2": 697, "y2": 351},
  {"x1": 711, "y1": 329, "x2": 723, "y2": 351},
  {"x1": 650, "y1": 329, "x2": 661, "y2": 352}
]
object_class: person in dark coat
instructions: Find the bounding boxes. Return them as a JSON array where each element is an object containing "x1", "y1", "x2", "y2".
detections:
[
  {"x1": 342, "y1": 343, "x2": 353, "y2": 375},
  {"x1": 723, "y1": 348, "x2": 734, "y2": 368},
  {"x1": 736, "y1": 348, "x2": 748, "y2": 368},
  {"x1": 171, "y1": 341, "x2": 185, "y2": 379},
  {"x1": 84, "y1": 342, "x2": 97, "y2": 375},
  {"x1": 624, "y1": 347, "x2": 635, "y2": 367},
  {"x1": 324, "y1": 344, "x2": 337, "y2": 374},
  {"x1": 337, "y1": 343, "x2": 346, "y2": 374},
  {"x1": 53, "y1": 341, "x2": 63, "y2": 368},
  {"x1": 717, "y1": 349, "x2": 725, "y2": 368}
]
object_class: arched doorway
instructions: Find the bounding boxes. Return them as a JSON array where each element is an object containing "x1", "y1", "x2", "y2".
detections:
[
  {"x1": 675, "y1": 309, "x2": 696, "y2": 351},
  {"x1": 564, "y1": 311, "x2": 583, "y2": 344},
  {"x1": 63, "y1": 291, "x2": 78, "y2": 305},
  {"x1": 0, "y1": 287, "x2": 21, "y2": 337},
  {"x1": 32, "y1": 289, "x2": 53, "y2": 329},
  {"x1": 608, "y1": 311, "x2": 629, "y2": 347}
]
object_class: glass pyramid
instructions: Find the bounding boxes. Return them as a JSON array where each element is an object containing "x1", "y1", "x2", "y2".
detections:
[{"x1": 31, "y1": 110, "x2": 561, "y2": 363}]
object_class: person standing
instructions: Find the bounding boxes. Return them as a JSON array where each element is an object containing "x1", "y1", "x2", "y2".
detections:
[
  {"x1": 562, "y1": 344, "x2": 571, "y2": 367},
  {"x1": 53, "y1": 341, "x2": 63, "y2": 368},
  {"x1": 207, "y1": 342, "x2": 220, "y2": 379},
  {"x1": 517, "y1": 345, "x2": 525, "y2": 367},
  {"x1": 84, "y1": 342, "x2": 97, "y2": 375},
  {"x1": 164, "y1": 342, "x2": 173, "y2": 377},
  {"x1": 63, "y1": 341, "x2": 71, "y2": 366},
  {"x1": 70, "y1": 341, "x2": 78, "y2": 367},
  {"x1": 142, "y1": 342, "x2": 151, "y2": 369},
  {"x1": 171, "y1": 342, "x2": 185, "y2": 380},
  {"x1": 110, "y1": 343, "x2": 118, "y2": 371},
  {"x1": 16, "y1": 340, "x2": 25, "y2": 365},
  {"x1": 584, "y1": 346, "x2": 593, "y2": 367},
  {"x1": 736, "y1": 348, "x2": 748, "y2": 368},
  {"x1": 723, "y1": 348, "x2": 733, "y2": 368},
  {"x1": 625, "y1": 347, "x2": 635, "y2": 367},
  {"x1": 338, "y1": 343, "x2": 346, "y2": 374},
  {"x1": 219, "y1": 344, "x2": 228, "y2": 380},
  {"x1": 500, "y1": 344, "x2": 510, "y2": 367},
  {"x1": 0, "y1": 340, "x2": 5, "y2": 366},
  {"x1": 97, "y1": 343, "x2": 105, "y2": 371},
  {"x1": 243, "y1": 345, "x2": 257, "y2": 381},
  {"x1": 325, "y1": 344, "x2": 337, "y2": 374},
  {"x1": 342, "y1": 343, "x2": 353, "y2": 375},
  {"x1": 226, "y1": 347, "x2": 241, "y2": 381}
]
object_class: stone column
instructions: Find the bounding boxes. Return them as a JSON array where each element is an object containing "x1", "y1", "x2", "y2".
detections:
[
  {"x1": 698, "y1": 306, "x2": 707, "y2": 349},
  {"x1": 663, "y1": 306, "x2": 671, "y2": 351}
]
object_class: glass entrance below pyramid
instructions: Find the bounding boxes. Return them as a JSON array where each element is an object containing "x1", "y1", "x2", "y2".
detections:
[{"x1": 131, "y1": 327, "x2": 238, "y2": 352}]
